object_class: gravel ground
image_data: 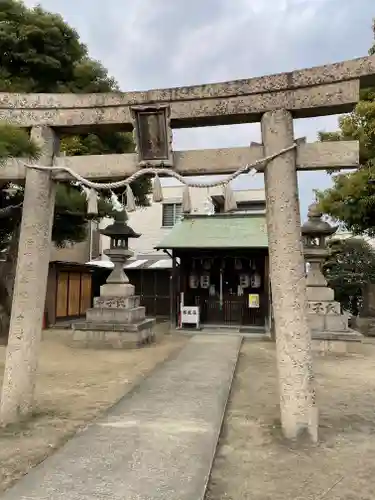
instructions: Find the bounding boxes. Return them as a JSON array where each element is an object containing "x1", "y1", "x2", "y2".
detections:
[
  {"x1": 206, "y1": 340, "x2": 375, "y2": 500},
  {"x1": 0, "y1": 330, "x2": 187, "y2": 493}
]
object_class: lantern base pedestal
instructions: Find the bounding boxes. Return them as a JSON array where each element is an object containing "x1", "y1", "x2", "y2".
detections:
[
  {"x1": 307, "y1": 286, "x2": 363, "y2": 341},
  {"x1": 72, "y1": 287, "x2": 156, "y2": 349},
  {"x1": 308, "y1": 306, "x2": 350, "y2": 332},
  {"x1": 307, "y1": 286, "x2": 335, "y2": 302},
  {"x1": 100, "y1": 283, "x2": 135, "y2": 297}
]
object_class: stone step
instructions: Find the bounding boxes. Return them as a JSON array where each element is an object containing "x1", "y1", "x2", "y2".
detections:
[
  {"x1": 124, "y1": 317, "x2": 156, "y2": 332},
  {"x1": 73, "y1": 317, "x2": 155, "y2": 332},
  {"x1": 93, "y1": 295, "x2": 140, "y2": 309},
  {"x1": 86, "y1": 306, "x2": 146, "y2": 324},
  {"x1": 312, "y1": 330, "x2": 363, "y2": 342},
  {"x1": 71, "y1": 318, "x2": 156, "y2": 348}
]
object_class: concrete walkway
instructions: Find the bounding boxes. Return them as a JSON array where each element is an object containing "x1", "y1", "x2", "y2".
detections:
[{"x1": 1, "y1": 335, "x2": 242, "y2": 500}]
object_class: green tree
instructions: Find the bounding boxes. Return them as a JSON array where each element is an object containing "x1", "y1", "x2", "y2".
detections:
[
  {"x1": 0, "y1": 124, "x2": 40, "y2": 246},
  {"x1": 323, "y1": 238, "x2": 375, "y2": 315},
  {"x1": 316, "y1": 21, "x2": 375, "y2": 235},
  {"x1": 0, "y1": 0, "x2": 151, "y2": 341}
]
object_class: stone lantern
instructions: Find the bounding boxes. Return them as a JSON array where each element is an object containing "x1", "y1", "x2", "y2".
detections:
[
  {"x1": 301, "y1": 203, "x2": 337, "y2": 292},
  {"x1": 100, "y1": 209, "x2": 140, "y2": 289},
  {"x1": 72, "y1": 208, "x2": 155, "y2": 348},
  {"x1": 301, "y1": 203, "x2": 356, "y2": 337}
]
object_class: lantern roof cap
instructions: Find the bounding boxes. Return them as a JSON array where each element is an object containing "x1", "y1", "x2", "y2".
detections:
[
  {"x1": 99, "y1": 209, "x2": 141, "y2": 239},
  {"x1": 301, "y1": 203, "x2": 337, "y2": 237}
]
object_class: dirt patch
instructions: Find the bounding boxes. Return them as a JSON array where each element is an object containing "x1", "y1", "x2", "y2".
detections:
[
  {"x1": 206, "y1": 341, "x2": 375, "y2": 500},
  {"x1": 0, "y1": 329, "x2": 187, "y2": 493}
]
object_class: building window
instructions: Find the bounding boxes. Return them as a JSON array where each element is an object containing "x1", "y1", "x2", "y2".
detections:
[
  {"x1": 162, "y1": 203, "x2": 182, "y2": 227},
  {"x1": 235, "y1": 201, "x2": 267, "y2": 213}
]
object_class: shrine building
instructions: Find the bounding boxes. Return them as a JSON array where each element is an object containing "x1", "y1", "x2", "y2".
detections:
[{"x1": 156, "y1": 211, "x2": 270, "y2": 332}]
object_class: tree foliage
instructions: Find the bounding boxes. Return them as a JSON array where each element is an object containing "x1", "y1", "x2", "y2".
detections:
[
  {"x1": 0, "y1": 0, "x2": 151, "y2": 341},
  {"x1": 0, "y1": 0, "x2": 117, "y2": 93},
  {"x1": 323, "y1": 237, "x2": 375, "y2": 315},
  {"x1": 0, "y1": 125, "x2": 40, "y2": 250},
  {"x1": 316, "y1": 21, "x2": 375, "y2": 235},
  {"x1": 0, "y1": 124, "x2": 40, "y2": 160},
  {"x1": 0, "y1": 0, "x2": 151, "y2": 251}
]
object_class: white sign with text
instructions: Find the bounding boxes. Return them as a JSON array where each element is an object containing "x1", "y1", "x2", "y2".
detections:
[{"x1": 181, "y1": 306, "x2": 200, "y2": 329}]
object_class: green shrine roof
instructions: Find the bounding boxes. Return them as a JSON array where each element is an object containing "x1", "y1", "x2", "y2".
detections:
[{"x1": 156, "y1": 214, "x2": 268, "y2": 250}]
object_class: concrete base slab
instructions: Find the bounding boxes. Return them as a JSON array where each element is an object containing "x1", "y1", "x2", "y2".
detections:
[{"x1": 0, "y1": 335, "x2": 242, "y2": 500}]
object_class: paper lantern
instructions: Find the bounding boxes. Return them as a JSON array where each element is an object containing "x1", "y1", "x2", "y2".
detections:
[
  {"x1": 239, "y1": 273, "x2": 250, "y2": 288},
  {"x1": 200, "y1": 273, "x2": 210, "y2": 289},
  {"x1": 251, "y1": 272, "x2": 261, "y2": 288},
  {"x1": 189, "y1": 273, "x2": 199, "y2": 289}
]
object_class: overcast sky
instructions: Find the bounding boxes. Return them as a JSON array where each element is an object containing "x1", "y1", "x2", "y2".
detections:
[{"x1": 24, "y1": 0, "x2": 375, "y2": 218}]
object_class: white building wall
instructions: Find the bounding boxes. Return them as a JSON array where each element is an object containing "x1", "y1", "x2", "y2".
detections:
[{"x1": 99, "y1": 185, "x2": 266, "y2": 258}]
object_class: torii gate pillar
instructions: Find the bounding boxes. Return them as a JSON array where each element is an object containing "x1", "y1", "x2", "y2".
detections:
[
  {"x1": 262, "y1": 109, "x2": 317, "y2": 442},
  {"x1": 0, "y1": 127, "x2": 57, "y2": 426}
]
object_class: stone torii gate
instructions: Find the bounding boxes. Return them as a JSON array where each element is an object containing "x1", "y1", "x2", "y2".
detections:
[{"x1": 1, "y1": 56, "x2": 375, "y2": 440}]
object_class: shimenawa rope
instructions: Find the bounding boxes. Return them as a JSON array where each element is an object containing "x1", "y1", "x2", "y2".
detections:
[{"x1": 19, "y1": 143, "x2": 297, "y2": 214}]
